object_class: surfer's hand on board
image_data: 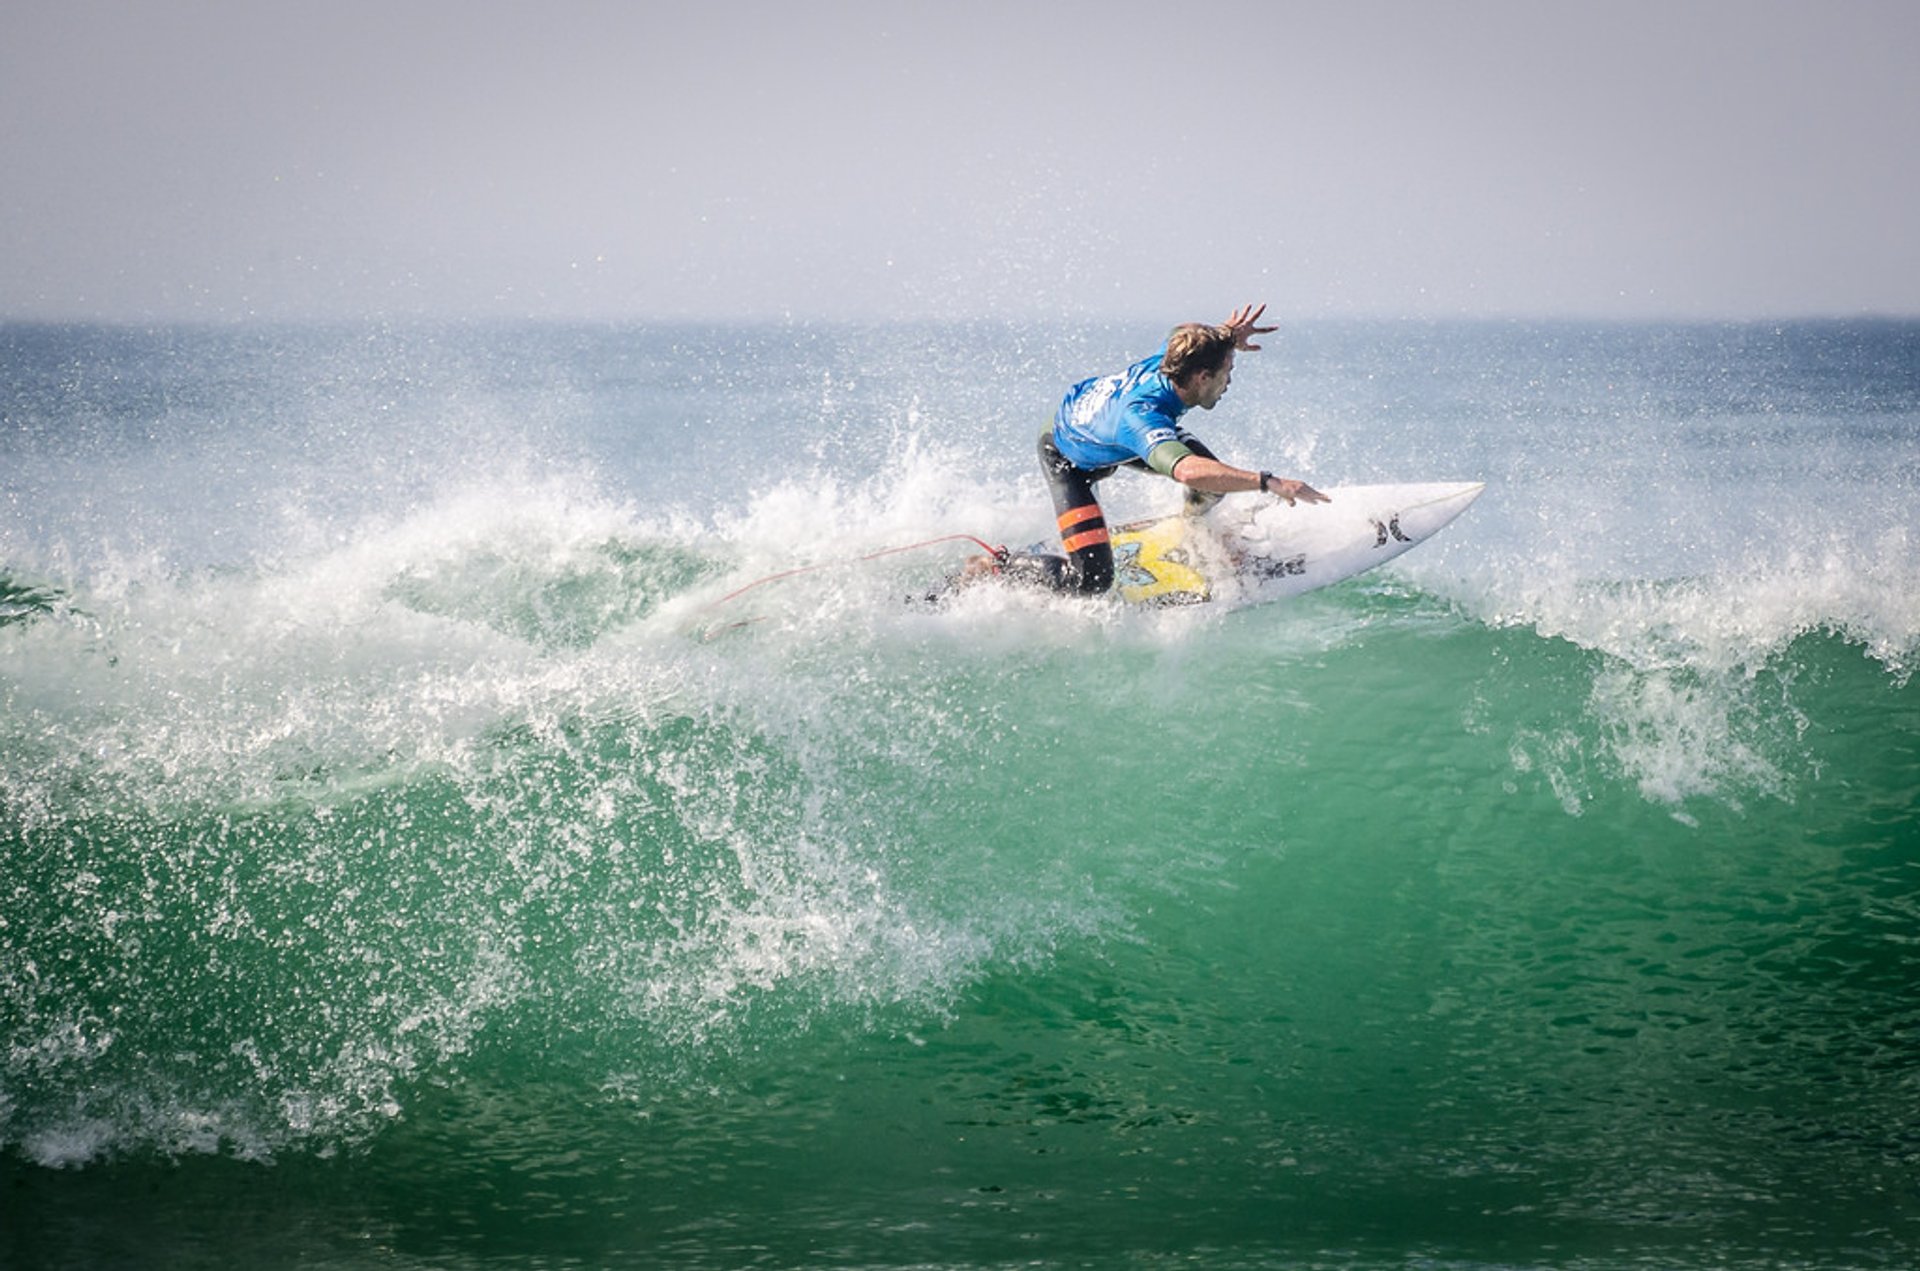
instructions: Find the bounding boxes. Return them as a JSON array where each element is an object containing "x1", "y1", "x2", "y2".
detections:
[
  {"x1": 1267, "y1": 477, "x2": 1330, "y2": 507},
  {"x1": 1222, "y1": 303, "x2": 1278, "y2": 351}
]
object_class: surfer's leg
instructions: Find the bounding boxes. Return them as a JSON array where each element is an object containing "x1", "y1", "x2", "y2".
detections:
[
  {"x1": 995, "y1": 430, "x2": 1113, "y2": 595},
  {"x1": 1037, "y1": 430, "x2": 1114, "y2": 594},
  {"x1": 995, "y1": 551, "x2": 1071, "y2": 590}
]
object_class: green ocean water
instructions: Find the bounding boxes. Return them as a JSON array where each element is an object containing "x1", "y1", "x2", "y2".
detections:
[{"x1": 4, "y1": 321, "x2": 1919, "y2": 1267}]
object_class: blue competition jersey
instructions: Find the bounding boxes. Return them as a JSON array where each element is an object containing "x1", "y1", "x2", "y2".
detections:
[{"x1": 1051, "y1": 347, "x2": 1194, "y2": 473}]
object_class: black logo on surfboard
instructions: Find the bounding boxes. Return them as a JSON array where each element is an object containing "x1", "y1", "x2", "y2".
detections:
[
  {"x1": 1370, "y1": 515, "x2": 1411, "y2": 548},
  {"x1": 1248, "y1": 553, "x2": 1308, "y2": 579}
]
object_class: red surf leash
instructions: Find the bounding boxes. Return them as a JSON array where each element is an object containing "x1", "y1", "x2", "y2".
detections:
[{"x1": 700, "y1": 533, "x2": 1007, "y2": 610}]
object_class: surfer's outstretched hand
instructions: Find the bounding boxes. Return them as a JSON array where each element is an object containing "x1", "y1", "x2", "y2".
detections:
[
  {"x1": 1222, "y1": 303, "x2": 1278, "y2": 351},
  {"x1": 1269, "y1": 478, "x2": 1330, "y2": 507}
]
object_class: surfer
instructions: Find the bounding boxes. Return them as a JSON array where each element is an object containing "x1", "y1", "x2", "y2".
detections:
[{"x1": 996, "y1": 303, "x2": 1329, "y2": 595}]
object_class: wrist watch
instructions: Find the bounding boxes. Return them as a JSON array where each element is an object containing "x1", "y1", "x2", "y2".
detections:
[{"x1": 1258, "y1": 471, "x2": 1274, "y2": 493}]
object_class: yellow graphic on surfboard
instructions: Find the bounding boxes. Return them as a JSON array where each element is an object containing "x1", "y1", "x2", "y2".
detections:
[{"x1": 1110, "y1": 516, "x2": 1212, "y2": 606}]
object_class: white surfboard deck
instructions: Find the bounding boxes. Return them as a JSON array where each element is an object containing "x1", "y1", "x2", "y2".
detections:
[{"x1": 1108, "y1": 481, "x2": 1484, "y2": 607}]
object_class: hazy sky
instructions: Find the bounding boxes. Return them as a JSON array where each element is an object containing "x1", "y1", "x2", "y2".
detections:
[{"x1": 4, "y1": 0, "x2": 1916, "y2": 322}]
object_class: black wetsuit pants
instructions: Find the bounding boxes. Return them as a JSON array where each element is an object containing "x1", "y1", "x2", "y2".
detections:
[{"x1": 1003, "y1": 429, "x2": 1219, "y2": 596}]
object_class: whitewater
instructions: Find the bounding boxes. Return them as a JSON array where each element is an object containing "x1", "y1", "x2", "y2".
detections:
[{"x1": 3, "y1": 319, "x2": 1917, "y2": 1269}]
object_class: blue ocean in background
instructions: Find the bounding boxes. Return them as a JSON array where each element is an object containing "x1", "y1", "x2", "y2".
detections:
[{"x1": 3, "y1": 318, "x2": 1917, "y2": 1269}]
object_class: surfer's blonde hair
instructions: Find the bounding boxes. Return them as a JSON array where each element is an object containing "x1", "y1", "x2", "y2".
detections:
[{"x1": 1161, "y1": 323, "x2": 1237, "y2": 385}]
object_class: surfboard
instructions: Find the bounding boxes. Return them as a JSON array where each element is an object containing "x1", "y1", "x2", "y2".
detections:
[{"x1": 1108, "y1": 481, "x2": 1484, "y2": 606}]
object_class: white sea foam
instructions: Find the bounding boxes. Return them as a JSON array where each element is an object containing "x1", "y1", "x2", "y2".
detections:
[
  {"x1": 3, "y1": 462, "x2": 1141, "y2": 1163},
  {"x1": 1439, "y1": 517, "x2": 1919, "y2": 813}
]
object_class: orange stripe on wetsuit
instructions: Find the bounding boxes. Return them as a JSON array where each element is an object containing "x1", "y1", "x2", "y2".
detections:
[{"x1": 1057, "y1": 502, "x2": 1109, "y2": 554}]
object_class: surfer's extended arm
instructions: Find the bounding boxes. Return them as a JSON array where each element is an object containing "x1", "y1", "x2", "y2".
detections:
[{"x1": 1170, "y1": 454, "x2": 1329, "y2": 506}]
